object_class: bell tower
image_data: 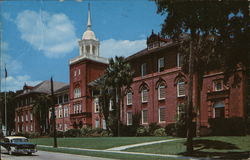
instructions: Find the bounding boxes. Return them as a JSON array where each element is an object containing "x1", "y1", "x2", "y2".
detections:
[{"x1": 79, "y1": 4, "x2": 100, "y2": 57}]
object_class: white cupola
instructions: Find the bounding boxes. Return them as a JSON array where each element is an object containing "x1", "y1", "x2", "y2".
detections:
[{"x1": 79, "y1": 3, "x2": 100, "y2": 57}]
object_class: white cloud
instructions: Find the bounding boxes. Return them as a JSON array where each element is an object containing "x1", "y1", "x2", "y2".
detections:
[
  {"x1": 3, "y1": 75, "x2": 41, "y2": 92},
  {"x1": 100, "y1": 39, "x2": 146, "y2": 58},
  {"x1": 1, "y1": 42, "x2": 22, "y2": 74},
  {"x1": 16, "y1": 10, "x2": 77, "y2": 58}
]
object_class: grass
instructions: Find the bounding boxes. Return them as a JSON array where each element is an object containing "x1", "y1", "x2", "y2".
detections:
[
  {"x1": 125, "y1": 136, "x2": 250, "y2": 159},
  {"x1": 37, "y1": 146, "x2": 188, "y2": 160},
  {"x1": 30, "y1": 137, "x2": 170, "y2": 149},
  {"x1": 31, "y1": 136, "x2": 250, "y2": 160}
]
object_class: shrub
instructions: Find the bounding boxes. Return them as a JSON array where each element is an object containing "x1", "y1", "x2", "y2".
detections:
[
  {"x1": 165, "y1": 123, "x2": 176, "y2": 136},
  {"x1": 154, "y1": 128, "x2": 166, "y2": 136},
  {"x1": 136, "y1": 126, "x2": 149, "y2": 136},
  {"x1": 29, "y1": 132, "x2": 40, "y2": 138},
  {"x1": 64, "y1": 129, "x2": 81, "y2": 137},
  {"x1": 208, "y1": 117, "x2": 246, "y2": 136},
  {"x1": 49, "y1": 131, "x2": 64, "y2": 138},
  {"x1": 80, "y1": 127, "x2": 92, "y2": 136},
  {"x1": 100, "y1": 130, "x2": 110, "y2": 137},
  {"x1": 149, "y1": 123, "x2": 161, "y2": 135}
]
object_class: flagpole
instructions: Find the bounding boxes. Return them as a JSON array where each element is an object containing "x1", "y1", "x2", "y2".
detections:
[{"x1": 4, "y1": 64, "x2": 7, "y2": 136}]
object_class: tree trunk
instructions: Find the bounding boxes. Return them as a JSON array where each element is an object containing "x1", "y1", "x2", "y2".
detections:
[
  {"x1": 117, "y1": 88, "x2": 121, "y2": 137},
  {"x1": 187, "y1": 40, "x2": 194, "y2": 153},
  {"x1": 196, "y1": 74, "x2": 202, "y2": 137}
]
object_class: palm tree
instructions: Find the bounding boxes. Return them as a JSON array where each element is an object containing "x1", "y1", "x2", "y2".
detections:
[
  {"x1": 105, "y1": 56, "x2": 133, "y2": 136},
  {"x1": 32, "y1": 94, "x2": 50, "y2": 134}
]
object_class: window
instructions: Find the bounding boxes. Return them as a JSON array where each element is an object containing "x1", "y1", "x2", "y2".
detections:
[
  {"x1": 126, "y1": 92, "x2": 132, "y2": 105},
  {"x1": 177, "y1": 53, "x2": 184, "y2": 67},
  {"x1": 21, "y1": 115, "x2": 24, "y2": 122},
  {"x1": 141, "y1": 63, "x2": 147, "y2": 76},
  {"x1": 78, "y1": 69, "x2": 81, "y2": 75},
  {"x1": 18, "y1": 116, "x2": 20, "y2": 122},
  {"x1": 64, "y1": 124, "x2": 68, "y2": 131},
  {"x1": 58, "y1": 96, "x2": 63, "y2": 104},
  {"x1": 58, "y1": 105, "x2": 63, "y2": 118},
  {"x1": 213, "y1": 80, "x2": 223, "y2": 91},
  {"x1": 142, "y1": 110, "x2": 148, "y2": 124},
  {"x1": 158, "y1": 57, "x2": 164, "y2": 72},
  {"x1": 26, "y1": 113, "x2": 28, "y2": 121},
  {"x1": 95, "y1": 119, "x2": 99, "y2": 128},
  {"x1": 109, "y1": 100, "x2": 114, "y2": 111},
  {"x1": 74, "y1": 88, "x2": 81, "y2": 98},
  {"x1": 127, "y1": 112, "x2": 132, "y2": 125},
  {"x1": 30, "y1": 112, "x2": 33, "y2": 121},
  {"x1": 74, "y1": 103, "x2": 81, "y2": 114},
  {"x1": 30, "y1": 124, "x2": 33, "y2": 131},
  {"x1": 213, "y1": 101, "x2": 224, "y2": 118},
  {"x1": 102, "y1": 119, "x2": 106, "y2": 129},
  {"x1": 94, "y1": 98, "x2": 100, "y2": 113},
  {"x1": 64, "y1": 106, "x2": 69, "y2": 117},
  {"x1": 177, "y1": 104, "x2": 185, "y2": 120},
  {"x1": 177, "y1": 78, "x2": 185, "y2": 97},
  {"x1": 74, "y1": 70, "x2": 77, "y2": 77},
  {"x1": 26, "y1": 125, "x2": 28, "y2": 132},
  {"x1": 141, "y1": 89, "x2": 148, "y2": 103},
  {"x1": 158, "y1": 84, "x2": 166, "y2": 100},
  {"x1": 64, "y1": 94, "x2": 69, "y2": 103},
  {"x1": 159, "y1": 107, "x2": 166, "y2": 123}
]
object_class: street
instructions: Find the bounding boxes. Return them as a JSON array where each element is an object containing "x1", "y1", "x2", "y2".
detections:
[{"x1": 1, "y1": 147, "x2": 113, "y2": 160}]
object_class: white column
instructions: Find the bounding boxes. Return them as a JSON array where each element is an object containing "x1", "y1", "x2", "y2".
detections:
[{"x1": 90, "y1": 44, "x2": 93, "y2": 55}]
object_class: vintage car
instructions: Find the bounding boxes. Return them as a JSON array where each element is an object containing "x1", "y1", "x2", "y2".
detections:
[{"x1": 1, "y1": 136, "x2": 37, "y2": 155}]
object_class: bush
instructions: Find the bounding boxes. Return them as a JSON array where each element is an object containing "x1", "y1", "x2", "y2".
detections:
[
  {"x1": 64, "y1": 129, "x2": 81, "y2": 137},
  {"x1": 154, "y1": 128, "x2": 166, "y2": 136},
  {"x1": 80, "y1": 127, "x2": 92, "y2": 136},
  {"x1": 149, "y1": 123, "x2": 161, "y2": 136},
  {"x1": 29, "y1": 132, "x2": 40, "y2": 138},
  {"x1": 208, "y1": 117, "x2": 246, "y2": 136},
  {"x1": 49, "y1": 131, "x2": 64, "y2": 137},
  {"x1": 120, "y1": 124, "x2": 139, "y2": 136},
  {"x1": 136, "y1": 126, "x2": 149, "y2": 136},
  {"x1": 165, "y1": 123, "x2": 176, "y2": 136}
]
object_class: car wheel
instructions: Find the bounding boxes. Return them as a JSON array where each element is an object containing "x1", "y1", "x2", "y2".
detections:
[
  {"x1": 8, "y1": 149, "x2": 13, "y2": 155},
  {"x1": 27, "y1": 152, "x2": 32, "y2": 155}
]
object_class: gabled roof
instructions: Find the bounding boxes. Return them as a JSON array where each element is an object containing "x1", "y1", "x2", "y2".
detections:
[
  {"x1": 16, "y1": 80, "x2": 68, "y2": 97},
  {"x1": 55, "y1": 84, "x2": 69, "y2": 94}
]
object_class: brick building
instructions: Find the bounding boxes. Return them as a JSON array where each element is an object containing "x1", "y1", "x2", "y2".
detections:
[{"x1": 15, "y1": 80, "x2": 67, "y2": 133}]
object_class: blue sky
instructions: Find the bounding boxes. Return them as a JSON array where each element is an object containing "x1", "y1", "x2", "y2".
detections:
[{"x1": 1, "y1": 0, "x2": 164, "y2": 91}]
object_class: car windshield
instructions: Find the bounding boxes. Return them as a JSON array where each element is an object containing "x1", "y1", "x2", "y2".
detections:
[{"x1": 11, "y1": 138, "x2": 28, "y2": 143}]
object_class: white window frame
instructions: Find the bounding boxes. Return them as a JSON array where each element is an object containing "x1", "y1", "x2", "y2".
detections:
[
  {"x1": 18, "y1": 116, "x2": 20, "y2": 122},
  {"x1": 109, "y1": 100, "x2": 114, "y2": 111},
  {"x1": 58, "y1": 105, "x2": 63, "y2": 118},
  {"x1": 95, "y1": 119, "x2": 99, "y2": 128},
  {"x1": 30, "y1": 124, "x2": 33, "y2": 132},
  {"x1": 158, "y1": 84, "x2": 165, "y2": 100},
  {"x1": 141, "y1": 89, "x2": 148, "y2": 103},
  {"x1": 94, "y1": 98, "x2": 100, "y2": 113},
  {"x1": 141, "y1": 63, "x2": 147, "y2": 77},
  {"x1": 177, "y1": 79, "x2": 185, "y2": 97},
  {"x1": 158, "y1": 107, "x2": 166, "y2": 123},
  {"x1": 74, "y1": 88, "x2": 81, "y2": 98},
  {"x1": 126, "y1": 92, "x2": 132, "y2": 105},
  {"x1": 64, "y1": 106, "x2": 69, "y2": 117},
  {"x1": 127, "y1": 112, "x2": 133, "y2": 126},
  {"x1": 177, "y1": 53, "x2": 183, "y2": 67},
  {"x1": 21, "y1": 115, "x2": 24, "y2": 122},
  {"x1": 213, "y1": 80, "x2": 223, "y2": 91},
  {"x1": 26, "y1": 113, "x2": 28, "y2": 121},
  {"x1": 158, "y1": 57, "x2": 164, "y2": 72},
  {"x1": 74, "y1": 70, "x2": 77, "y2": 77},
  {"x1": 141, "y1": 109, "x2": 148, "y2": 124},
  {"x1": 78, "y1": 69, "x2": 81, "y2": 75}
]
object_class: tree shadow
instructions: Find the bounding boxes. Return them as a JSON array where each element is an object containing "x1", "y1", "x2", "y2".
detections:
[{"x1": 180, "y1": 139, "x2": 250, "y2": 160}]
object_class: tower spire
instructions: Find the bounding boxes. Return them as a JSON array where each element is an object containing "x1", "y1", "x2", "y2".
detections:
[{"x1": 87, "y1": 3, "x2": 91, "y2": 30}]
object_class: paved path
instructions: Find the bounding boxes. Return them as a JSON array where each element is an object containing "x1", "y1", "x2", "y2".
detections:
[
  {"x1": 1, "y1": 147, "x2": 113, "y2": 160},
  {"x1": 106, "y1": 138, "x2": 184, "y2": 151}
]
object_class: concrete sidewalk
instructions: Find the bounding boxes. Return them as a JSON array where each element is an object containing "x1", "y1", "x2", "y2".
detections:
[{"x1": 106, "y1": 138, "x2": 184, "y2": 151}]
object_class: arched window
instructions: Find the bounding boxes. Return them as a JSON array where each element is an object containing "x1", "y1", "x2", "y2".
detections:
[
  {"x1": 141, "y1": 87, "x2": 148, "y2": 103},
  {"x1": 177, "y1": 78, "x2": 185, "y2": 97},
  {"x1": 74, "y1": 87, "x2": 81, "y2": 98},
  {"x1": 158, "y1": 83, "x2": 166, "y2": 100},
  {"x1": 126, "y1": 91, "x2": 133, "y2": 105},
  {"x1": 213, "y1": 101, "x2": 224, "y2": 118}
]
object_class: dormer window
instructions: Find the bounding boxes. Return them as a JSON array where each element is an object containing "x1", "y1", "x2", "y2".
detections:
[
  {"x1": 213, "y1": 80, "x2": 223, "y2": 91},
  {"x1": 141, "y1": 63, "x2": 147, "y2": 77},
  {"x1": 158, "y1": 57, "x2": 164, "y2": 72}
]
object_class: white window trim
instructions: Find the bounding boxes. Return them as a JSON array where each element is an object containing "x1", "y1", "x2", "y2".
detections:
[
  {"x1": 127, "y1": 112, "x2": 132, "y2": 126},
  {"x1": 141, "y1": 110, "x2": 148, "y2": 124},
  {"x1": 109, "y1": 100, "x2": 114, "y2": 111},
  {"x1": 126, "y1": 92, "x2": 132, "y2": 105},
  {"x1": 141, "y1": 89, "x2": 148, "y2": 103},
  {"x1": 141, "y1": 63, "x2": 146, "y2": 77},
  {"x1": 213, "y1": 80, "x2": 223, "y2": 91},
  {"x1": 177, "y1": 79, "x2": 185, "y2": 97},
  {"x1": 158, "y1": 84, "x2": 165, "y2": 100},
  {"x1": 158, "y1": 107, "x2": 166, "y2": 123},
  {"x1": 177, "y1": 53, "x2": 181, "y2": 67},
  {"x1": 158, "y1": 57, "x2": 164, "y2": 72},
  {"x1": 94, "y1": 98, "x2": 99, "y2": 113}
]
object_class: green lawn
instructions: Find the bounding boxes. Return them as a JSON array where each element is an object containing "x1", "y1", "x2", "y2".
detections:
[
  {"x1": 30, "y1": 137, "x2": 170, "y2": 149},
  {"x1": 126, "y1": 136, "x2": 250, "y2": 159}
]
